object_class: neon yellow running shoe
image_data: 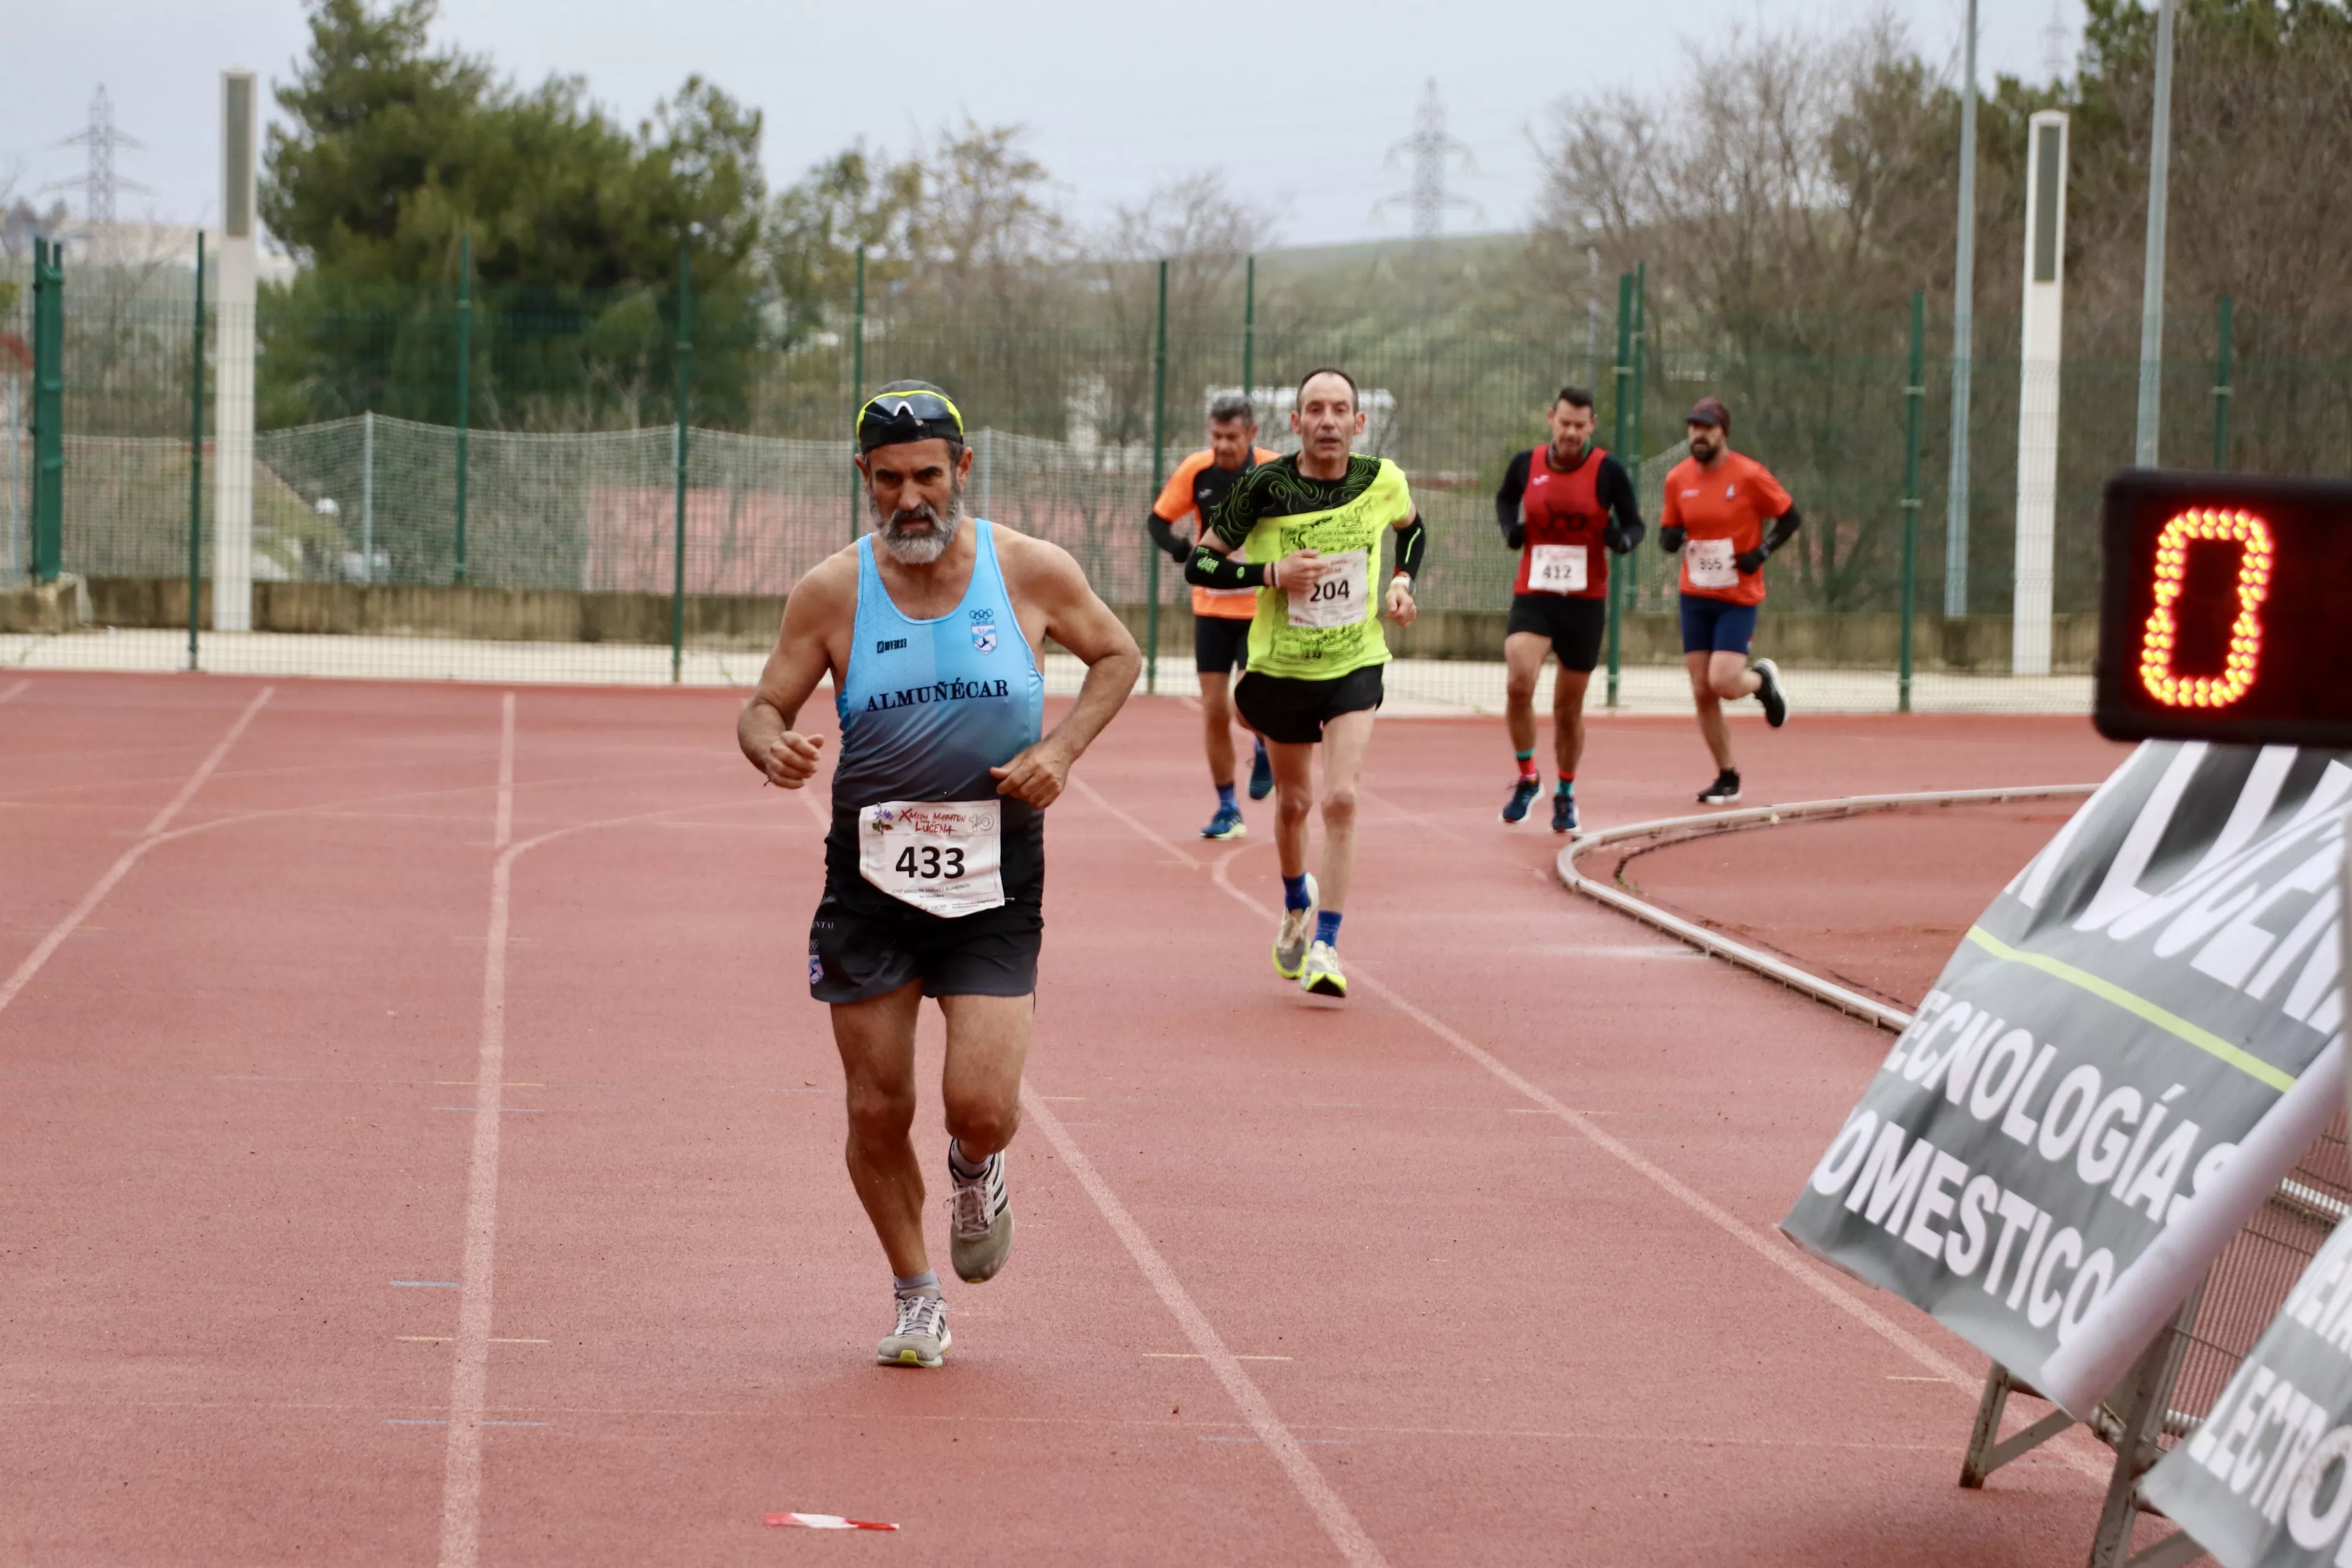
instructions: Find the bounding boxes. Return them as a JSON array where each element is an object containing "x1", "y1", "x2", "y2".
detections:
[
  {"x1": 1301, "y1": 940, "x2": 1347, "y2": 998},
  {"x1": 1272, "y1": 873, "x2": 1319, "y2": 978}
]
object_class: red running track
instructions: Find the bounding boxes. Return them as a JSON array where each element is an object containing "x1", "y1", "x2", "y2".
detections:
[{"x1": 0, "y1": 672, "x2": 2130, "y2": 1566}]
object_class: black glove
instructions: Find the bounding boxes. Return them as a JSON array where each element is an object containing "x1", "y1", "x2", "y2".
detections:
[
  {"x1": 1659, "y1": 524, "x2": 1686, "y2": 554},
  {"x1": 1602, "y1": 519, "x2": 1645, "y2": 556},
  {"x1": 1735, "y1": 547, "x2": 1770, "y2": 574}
]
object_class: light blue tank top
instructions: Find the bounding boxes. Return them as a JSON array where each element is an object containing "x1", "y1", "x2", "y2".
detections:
[{"x1": 832, "y1": 520, "x2": 1045, "y2": 812}]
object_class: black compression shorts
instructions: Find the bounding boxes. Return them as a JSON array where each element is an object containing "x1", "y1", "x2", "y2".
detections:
[
  {"x1": 1505, "y1": 594, "x2": 1607, "y2": 673},
  {"x1": 1194, "y1": 615, "x2": 1252, "y2": 675},
  {"x1": 1233, "y1": 664, "x2": 1384, "y2": 746},
  {"x1": 809, "y1": 809, "x2": 1043, "y2": 1004}
]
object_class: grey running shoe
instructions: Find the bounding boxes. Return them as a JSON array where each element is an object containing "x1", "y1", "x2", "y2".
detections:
[
  {"x1": 1753, "y1": 658, "x2": 1789, "y2": 727},
  {"x1": 1301, "y1": 939, "x2": 1347, "y2": 999},
  {"x1": 1273, "y1": 873, "x2": 1319, "y2": 979},
  {"x1": 948, "y1": 1144, "x2": 1014, "y2": 1283},
  {"x1": 877, "y1": 1291, "x2": 949, "y2": 1368}
]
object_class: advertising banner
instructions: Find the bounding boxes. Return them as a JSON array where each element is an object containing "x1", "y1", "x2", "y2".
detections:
[
  {"x1": 1781, "y1": 740, "x2": 2348, "y2": 1415},
  {"x1": 2140, "y1": 1214, "x2": 2352, "y2": 1567}
]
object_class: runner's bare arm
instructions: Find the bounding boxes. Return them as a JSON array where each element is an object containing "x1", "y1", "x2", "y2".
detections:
[
  {"x1": 989, "y1": 536, "x2": 1141, "y2": 809},
  {"x1": 737, "y1": 552, "x2": 855, "y2": 789}
]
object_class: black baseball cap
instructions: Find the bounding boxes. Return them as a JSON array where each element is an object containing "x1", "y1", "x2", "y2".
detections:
[{"x1": 1685, "y1": 396, "x2": 1731, "y2": 432}]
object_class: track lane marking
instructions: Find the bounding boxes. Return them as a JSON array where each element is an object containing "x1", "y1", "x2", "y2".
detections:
[
  {"x1": 1095, "y1": 776, "x2": 2113, "y2": 1482},
  {"x1": 1023, "y1": 1087, "x2": 1390, "y2": 1568},
  {"x1": 0, "y1": 687, "x2": 272, "y2": 1023},
  {"x1": 0, "y1": 678, "x2": 27, "y2": 705},
  {"x1": 438, "y1": 692, "x2": 515, "y2": 1568}
]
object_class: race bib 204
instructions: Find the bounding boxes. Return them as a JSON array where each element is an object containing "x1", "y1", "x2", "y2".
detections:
[
  {"x1": 1288, "y1": 549, "x2": 1370, "y2": 629},
  {"x1": 1529, "y1": 544, "x2": 1587, "y2": 594},
  {"x1": 857, "y1": 799, "x2": 1005, "y2": 917},
  {"x1": 1687, "y1": 537, "x2": 1739, "y2": 590}
]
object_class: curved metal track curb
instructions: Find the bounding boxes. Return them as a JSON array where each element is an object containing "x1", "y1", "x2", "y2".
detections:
[{"x1": 1556, "y1": 783, "x2": 2101, "y2": 1033}]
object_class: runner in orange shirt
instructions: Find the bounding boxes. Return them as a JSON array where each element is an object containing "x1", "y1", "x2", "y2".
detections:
[
  {"x1": 1148, "y1": 392, "x2": 1280, "y2": 839},
  {"x1": 1656, "y1": 397, "x2": 1794, "y2": 803}
]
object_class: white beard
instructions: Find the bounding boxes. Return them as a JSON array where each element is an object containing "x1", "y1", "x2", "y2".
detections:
[{"x1": 872, "y1": 492, "x2": 963, "y2": 566}]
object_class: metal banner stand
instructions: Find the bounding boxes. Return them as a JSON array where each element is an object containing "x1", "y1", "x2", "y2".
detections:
[{"x1": 1962, "y1": 1288, "x2": 2204, "y2": 1567}]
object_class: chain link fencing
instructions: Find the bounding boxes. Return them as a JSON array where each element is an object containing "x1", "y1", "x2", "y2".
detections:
[{"x1": 5, "y1": 261, "x2": 2346, "y2": 707}]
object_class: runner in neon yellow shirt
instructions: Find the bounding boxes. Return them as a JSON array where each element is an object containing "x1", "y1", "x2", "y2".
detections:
[{"x1": 1185, "y1": 367, "x2": 1426, "y2": 999}]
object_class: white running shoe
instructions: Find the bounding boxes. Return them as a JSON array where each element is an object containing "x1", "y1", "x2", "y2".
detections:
[
  {"x1": 877, "y1": 1292, "x2": 949, "y2": 1368},
  {"x1": 1301, "y1": 940, "x2": 1347, "y2": 999},
  {"x1": 948, "y1": 1144, "x2": 1015, "y2": 1283},
  {"x1": 1273, "y1": 873, "x2": 1319, "y2": 979}
]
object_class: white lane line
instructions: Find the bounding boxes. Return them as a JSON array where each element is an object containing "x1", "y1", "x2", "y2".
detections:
[
  {"x1": 438, "y1": 693, "x2": 517, "y2": 1568},
  {"x1": 0, "y1": 679, "x2": 28, "y2": 705},
  {"x1": 1069, "y1": 775, "x2": 1198, "y2": 869},
  {"x1": 0, "y1": 687, "x2": 273, "y2": 1022},
  {"x1": 1023, "y1": 1087, "x2": 1390, "y2": 1568},
  {"x1": 1108, "y1": 786, "x2": 2108, "y2": 1479}
]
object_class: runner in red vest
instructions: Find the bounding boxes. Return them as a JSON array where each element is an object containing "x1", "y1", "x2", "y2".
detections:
[
  {"x1": 1492, "y1": 386, "x2": 1644, "y2": 833},
  {"x1": 1657, "y1": 397, "x2": 1794, "y2": 804}
]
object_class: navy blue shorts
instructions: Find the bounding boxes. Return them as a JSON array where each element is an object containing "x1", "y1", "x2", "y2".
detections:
[{"x1": 1679, "y1": 594, "x2": 1759, "y2": 655}]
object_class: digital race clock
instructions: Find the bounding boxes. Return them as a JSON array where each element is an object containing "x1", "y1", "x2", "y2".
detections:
[{"x1": 2095, "y1": 471, "x2": 2352, "y2": 747}]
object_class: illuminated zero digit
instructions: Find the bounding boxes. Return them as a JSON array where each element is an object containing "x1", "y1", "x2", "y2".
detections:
[{"x1": 2138, "y1": 508, "x2": 2274, "y2": 709}]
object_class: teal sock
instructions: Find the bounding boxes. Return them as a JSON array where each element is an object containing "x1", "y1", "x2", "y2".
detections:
[{"x1": 1557, "y1": 778, "x2": 1575, "y2": 796}]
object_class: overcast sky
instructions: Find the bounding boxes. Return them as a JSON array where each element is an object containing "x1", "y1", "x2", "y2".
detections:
[{"x1": 13, "y1": 0, "x2": 2079, "y2": 251}]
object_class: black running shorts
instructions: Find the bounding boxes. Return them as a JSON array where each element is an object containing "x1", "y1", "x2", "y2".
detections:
[
  {"x1": 1505, "y1": 593, "x2": 1608, "y2": 673},
  {"x1": 1194, "y1": 614, "x2": 1252, "y2": 675},
  {"x1": 1233, "y1": 664, "x2": 1385, "y2": 746},
  {"x1": 809, "y1": 810, "x2": 1043, "y2": 1004}
]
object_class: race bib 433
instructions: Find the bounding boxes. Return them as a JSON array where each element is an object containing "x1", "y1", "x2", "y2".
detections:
[{"x1": 857, "y1": 799, "x2": 1006, "y2": 917}]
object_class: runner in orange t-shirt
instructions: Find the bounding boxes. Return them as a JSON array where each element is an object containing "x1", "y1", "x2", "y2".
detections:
[
  {"x1": 1657, "y1": 397, "x2": 1796, "y2": 804},
  {"x1": 1148, "y1": 391, "x2": 1281, "y2": 839}
]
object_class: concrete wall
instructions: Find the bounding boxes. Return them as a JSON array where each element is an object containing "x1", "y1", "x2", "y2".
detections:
[{"x1": 72, "y1": 577, "x2": 2096, "y2": 672}]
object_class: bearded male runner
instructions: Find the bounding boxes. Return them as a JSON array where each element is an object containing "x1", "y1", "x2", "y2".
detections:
[
  {"x1": 739, "y1": 381, "x2": 1140, "y2": 1368},
  {"x1": 1657, "y1": 396, "x2": 1793, "y2": 803},
  {"x1": 1492, "y1": 385, "x2": 1644, "y2": 834},
  {"x1": 1185, "y1": 367, "x2": 1425, "y2": 999},
  {"x1": 1147, "y1": 391, "x2": 1280, "y2": 839}
]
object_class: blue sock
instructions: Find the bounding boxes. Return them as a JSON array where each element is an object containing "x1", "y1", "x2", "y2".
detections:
[
  {"x1": 1216, "y1": 782, "x2": 1237, "y2": 812},
  {"x1": 1315, "y1": 910, "x2": 1343, "y2": 947},
  {"x1": 1282, "y1": 873, "x2": 1311, "y2": 911}
]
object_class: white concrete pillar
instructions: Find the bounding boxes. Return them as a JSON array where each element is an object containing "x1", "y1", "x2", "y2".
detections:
[
  {"x1": 213, "y1": 70, "x2": 258, "y2": 632},
  {"x1": 2011, "y1": 110, "x2": 2068, "y2": 677}
]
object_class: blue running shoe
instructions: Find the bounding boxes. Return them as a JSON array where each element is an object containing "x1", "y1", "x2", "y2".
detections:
[
  {"x1": 1551, "y1": 789, "x2": 1579, "y2": 835},
  {"x1": 1247, "y1": 739, "x2": 1274, "y2": 801},
  {"x1": 1501, "y1": 776, "x2": 1540, "y2": 824},
  {"x1": 1200, "y1": 802, "x2": 1247, "y2": 841}
]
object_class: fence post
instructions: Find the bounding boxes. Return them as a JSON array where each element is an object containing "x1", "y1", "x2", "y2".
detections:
[
  {"x1": 453, "y1": 230, "x2": 472, "y2": 585},
  {"x1": 2211, "y1": 294, "x2": 2234, "y2": 472},
  {"x1": 672, "y1": 244, "x2": 692, "y2": 686},
  {"x1": 1242, "y1": 253, "x2": 1255, "y2": 403},
  {"x1": 29, "y1": 236, "x2": 63, "y2": 585},
  {"x1": 188, "y1": 234, "x2": 206, "y2": 671},
  {"x1": 1629, "y1": 263, "x2": 1647, "y2": 503},
  {"x1": 1606, "y1": 272, "x2": 1632, "y2": 709},
  {"x1": 848, "y1": 245, "x2": 865, "y2": 545},
  {"x1": 361, "y1": 410, "x2": 374, "y2": 583},
  {"x1": 1146, "y1": 258, "x2": 1168, "y2": 697},
  {"x1": 1899, "y1": 289, "x2": 1925, "y2": 714}
]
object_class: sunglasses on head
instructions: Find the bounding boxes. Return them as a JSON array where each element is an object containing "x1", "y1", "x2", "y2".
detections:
[{"x1": 855, "y1": 390, "x2": 965, "y2": 441}]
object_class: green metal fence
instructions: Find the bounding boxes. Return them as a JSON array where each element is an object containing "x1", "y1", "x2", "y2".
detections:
[{"x1": 4, "y1": 247, "x2": 2347, "y2": 709}]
